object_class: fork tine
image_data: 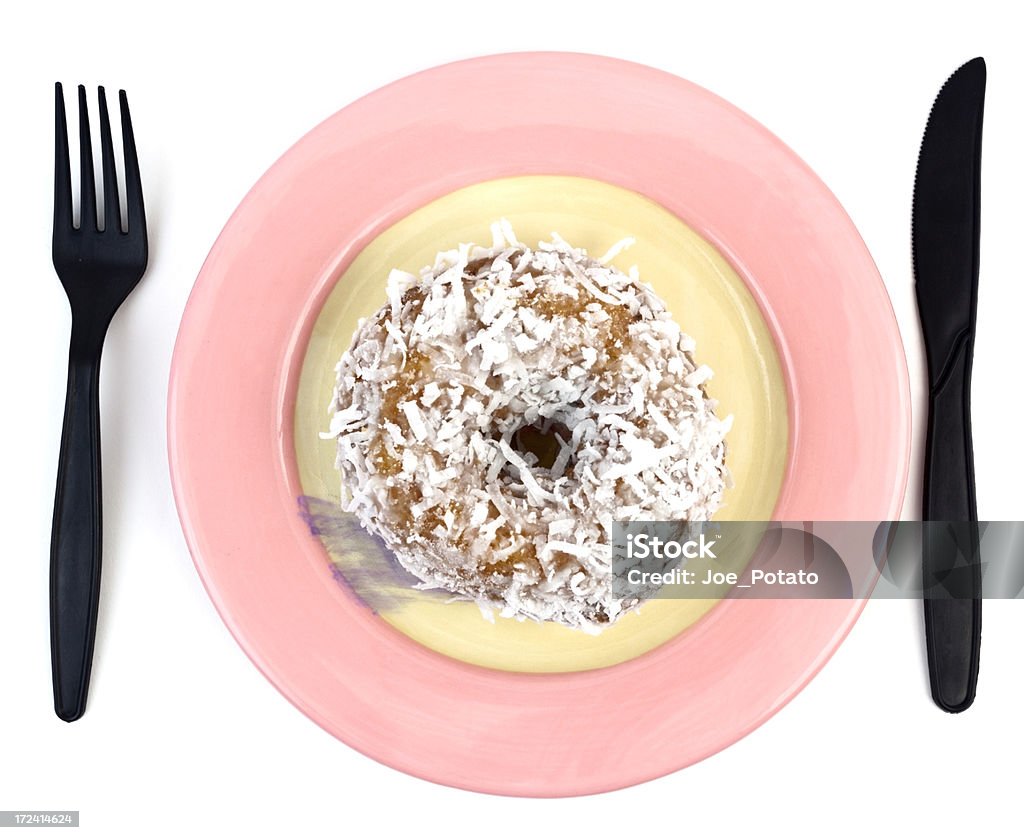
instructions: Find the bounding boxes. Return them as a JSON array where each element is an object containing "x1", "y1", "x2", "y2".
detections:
[
  {"x1": 54, "y1": 83, "x2": 72, "y2": 234},
  {"x1": 97, "y1": 87, "x2": 121, "y2": 234},
  {"x1": 77, "y1": 85, "x2": 97, "y2": 232},
  {"x1": 119, "y1": 90, "x2": 145, "y2": 239}
]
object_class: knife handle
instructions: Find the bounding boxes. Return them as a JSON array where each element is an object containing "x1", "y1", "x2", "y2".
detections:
[
  {"x1": 50, "y1": 348, "x2": 103, "y2": 723},
  {"x1": 922, "y1": 332, "x2": 981, "y2": 713}
]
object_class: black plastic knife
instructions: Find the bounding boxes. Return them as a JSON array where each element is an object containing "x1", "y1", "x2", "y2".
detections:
[{"x1": 912, "y1": 57, "x2": 985, "y2": 713}]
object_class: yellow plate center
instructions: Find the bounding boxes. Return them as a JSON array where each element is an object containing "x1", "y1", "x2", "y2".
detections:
[{"x1": 294, "y1": 175, "x2": 788, "y2": 673}]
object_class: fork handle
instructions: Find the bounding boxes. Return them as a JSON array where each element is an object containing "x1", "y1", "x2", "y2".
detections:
[{"x1": 50, "y1": 345, "x2": 103, "y2": 723}]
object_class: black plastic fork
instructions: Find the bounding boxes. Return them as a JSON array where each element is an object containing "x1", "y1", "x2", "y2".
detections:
[{"x1": 51, "y1": 83, "x2": 148, "y2": 722}]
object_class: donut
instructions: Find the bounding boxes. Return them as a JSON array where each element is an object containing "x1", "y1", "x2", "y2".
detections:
[{"x1": 324, "y1": 221, "x2": 732, "y2": 631}]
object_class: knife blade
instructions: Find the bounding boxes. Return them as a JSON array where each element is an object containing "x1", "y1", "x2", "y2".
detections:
[{"x1": 912, "y1": 57, "x2": 985, "y2": 713}]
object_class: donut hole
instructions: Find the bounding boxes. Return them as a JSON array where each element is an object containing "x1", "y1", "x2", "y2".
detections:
[{"x1": 509, "y1": 420, "x2": 572, "y2": 472}]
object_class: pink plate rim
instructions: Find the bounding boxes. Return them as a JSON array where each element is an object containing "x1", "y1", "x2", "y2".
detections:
[{"x1": 167, "y1": 51, "x2": 910, "y2": 796}]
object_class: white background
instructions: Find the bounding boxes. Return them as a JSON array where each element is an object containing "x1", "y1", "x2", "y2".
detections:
[{"x1": 2, "y1": 1, "x2": 1022, "y2": 837}]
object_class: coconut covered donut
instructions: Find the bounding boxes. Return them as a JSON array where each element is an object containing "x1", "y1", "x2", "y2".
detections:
[{"x1": 324, "y1": 221, "x2": 732, "y2": 631}]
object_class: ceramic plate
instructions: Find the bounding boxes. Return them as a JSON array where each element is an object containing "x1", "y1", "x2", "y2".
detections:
[{"x1": 168, "y1": 52, "x2": 910, "y2": 796}]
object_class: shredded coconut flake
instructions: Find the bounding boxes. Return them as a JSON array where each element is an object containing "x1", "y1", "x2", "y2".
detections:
[{"x1": 326, "y1": 221, "x2": 731, "y2": 632}]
